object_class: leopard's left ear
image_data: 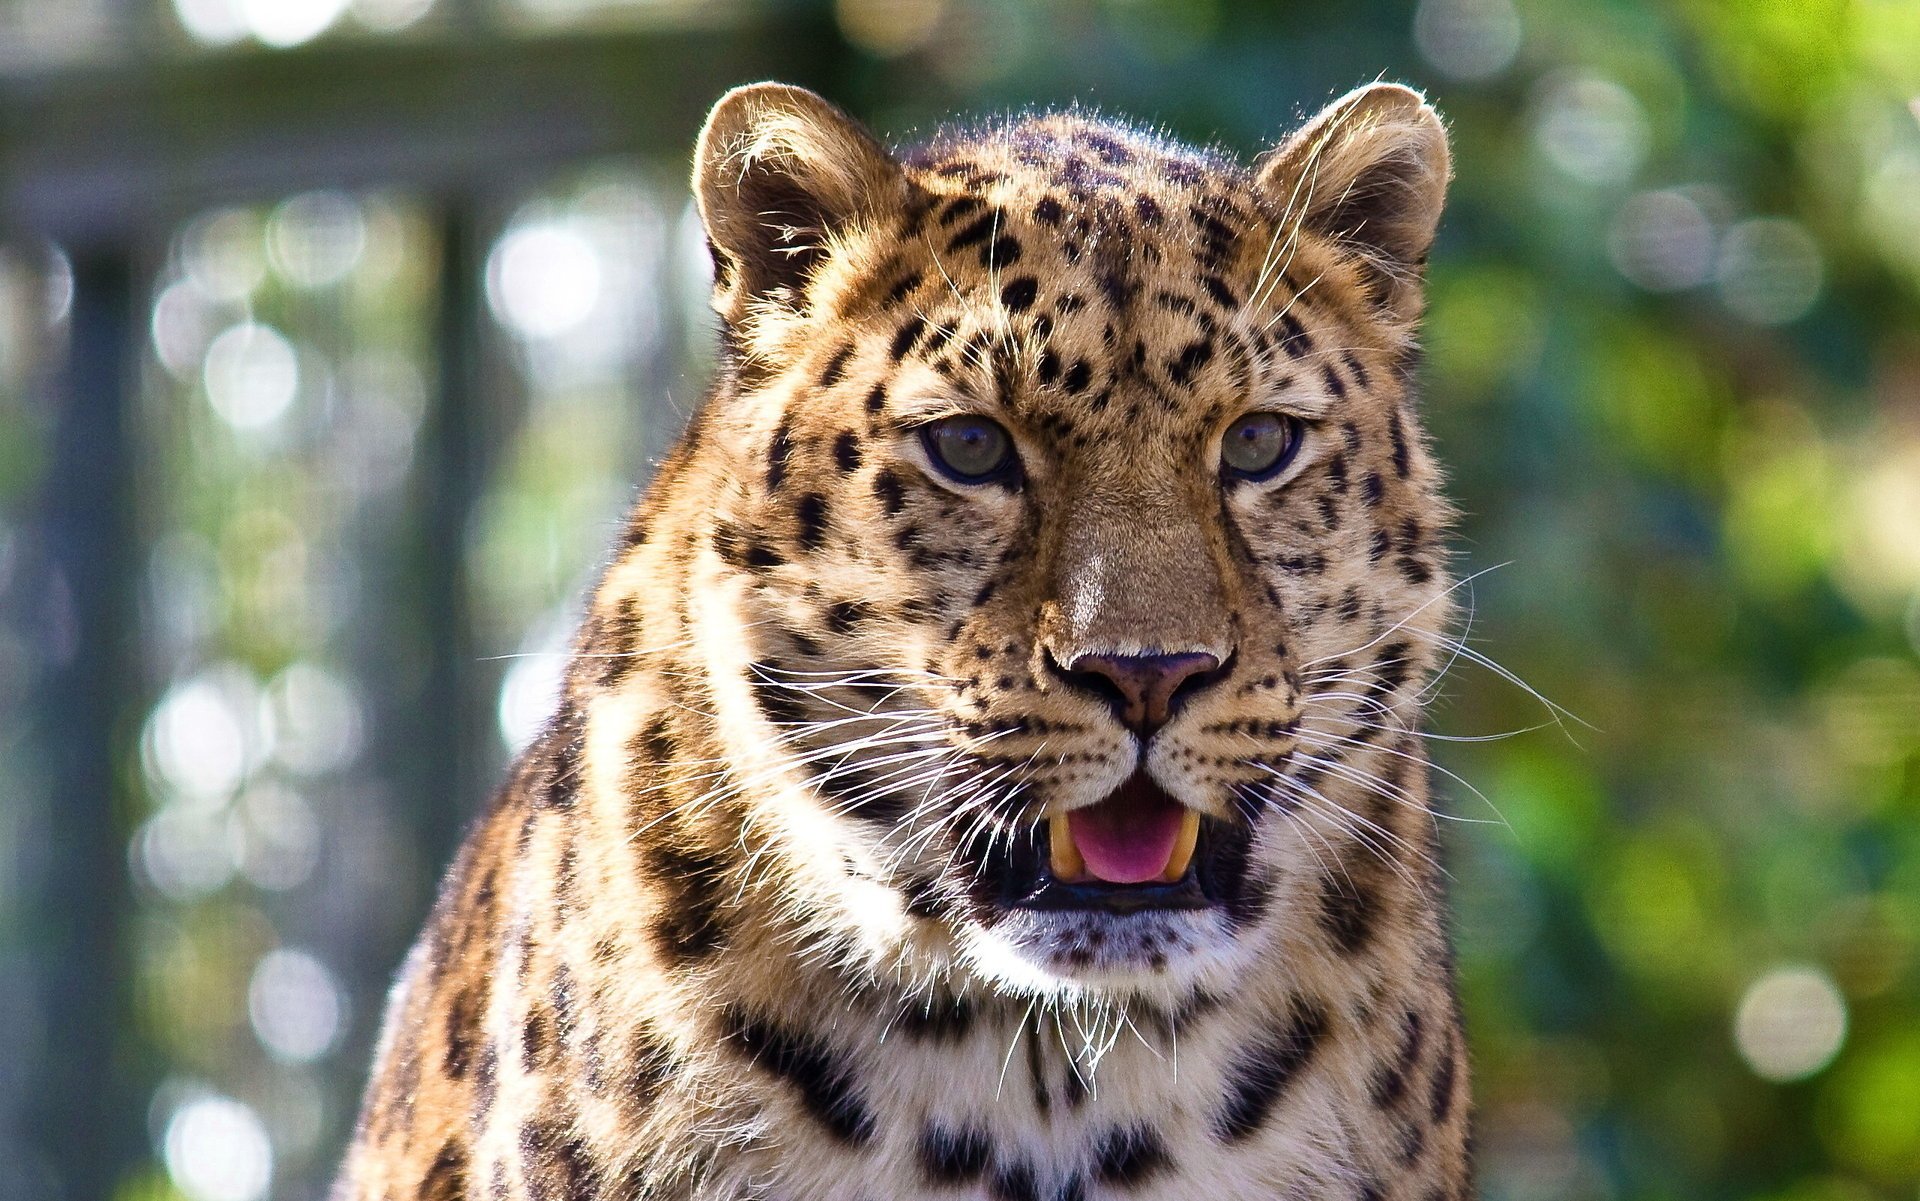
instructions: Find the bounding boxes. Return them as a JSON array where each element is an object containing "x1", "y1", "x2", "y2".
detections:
[
  {"x1": 694, "y1": 83, "x2": 909, "y2": 325},
  {"x1": 1255, "y1": 83, "x2": 1450, "y2": 319}
]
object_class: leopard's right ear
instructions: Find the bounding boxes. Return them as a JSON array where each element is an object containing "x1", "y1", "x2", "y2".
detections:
[{"x1": 694, "y1": 83, "x2": 907, "y2": 325}]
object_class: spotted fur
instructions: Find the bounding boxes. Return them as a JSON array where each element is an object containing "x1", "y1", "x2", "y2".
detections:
[{"x1": 336, "y1": 81, "x2": 1471, "y2": 1201}]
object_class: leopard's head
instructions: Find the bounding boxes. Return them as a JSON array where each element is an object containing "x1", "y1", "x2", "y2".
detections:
[{"x1": 676, "y1": 83, "x2": 1453, "y2": 1003}]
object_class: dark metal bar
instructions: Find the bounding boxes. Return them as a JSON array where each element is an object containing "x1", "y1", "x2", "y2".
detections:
[
  {"x1": 0, "y1": 21, "x2": 830, "y2": 252},
  {"x1": 26, "y1": 248, "x2": 145, "y2": 1201},
  {"x1": 420, "y1": 197, "x2": 493, "y2": 870}
]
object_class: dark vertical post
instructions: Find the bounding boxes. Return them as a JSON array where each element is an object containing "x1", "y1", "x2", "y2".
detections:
[
  {"x1": 28, "y1": 250, "x2": 144, "y2": 1200},
  {"x1": 407, "y1": 200, "x2": 492, "y2": 877}
]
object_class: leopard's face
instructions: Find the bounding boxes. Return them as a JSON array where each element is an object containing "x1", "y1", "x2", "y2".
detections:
[{"x1": 686, "y1": 86, "x2": 1453, "y2": 1002}]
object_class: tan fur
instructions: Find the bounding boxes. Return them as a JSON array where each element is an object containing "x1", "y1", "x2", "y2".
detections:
[{"x1": 336, "y1": 82, "x2": 1471, "y2": 1201}]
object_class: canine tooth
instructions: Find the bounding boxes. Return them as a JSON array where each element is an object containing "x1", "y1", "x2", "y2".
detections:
[
  {"x1": 1162, "y1": 809, "x2": 1201, "y2": 882},
  {"x1": 1049, "y1": 812, "x2": 1084, "y2": 881}
]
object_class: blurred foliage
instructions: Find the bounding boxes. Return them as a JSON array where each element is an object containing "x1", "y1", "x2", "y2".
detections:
[{"x1": 2, "y1": 1, "x2": 1918, "y2": 1200}]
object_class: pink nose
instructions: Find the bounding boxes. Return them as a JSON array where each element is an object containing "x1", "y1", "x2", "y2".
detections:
[{"x1": 1062, "y1": 651, "x2": 1224, "y2": 736}]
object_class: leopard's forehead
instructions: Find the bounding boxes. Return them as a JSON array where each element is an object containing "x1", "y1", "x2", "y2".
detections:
[
  {"x1": 904, "y1": 112, "x2": 1249, "y2": 204},
  {"x1": 779, "y1": 112, "x2": 1367, "y2": 460},
  {"x1": 895, "y1": 114, "x2": 1274, "y2": 298}
]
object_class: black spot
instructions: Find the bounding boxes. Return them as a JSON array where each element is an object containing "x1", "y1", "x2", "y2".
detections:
[
  {"x1": 819, "y1": 345, "x2": 854, "y2": 387},
  {"x1": 795, "y1": 493, "x2": 828, "y2": 551},
  {"x1": 1201, "y1": 274, "x2": 1239, "y2": 309},
  {"x1": 873, "y1": 470, "x2": 907, "y2": 516},
  {"x1": 745, "y1": 542, "x2": 784, "y2": 570},
  {"x1": 1372, "y1": 1010, "x2": 1425, "y2": 1109},
  {"x1": 1275, "y1": 310, "x2": 1313, "y2": 356},
  {"x1": 891, "y1": 314, "x2": 927, "y2": 361},
  {"x1": 1001, "y1": 276, "x2": 1039, "y2": 311},
  {"x1": 1061, "y1": 1059, "x2": 1090, "y2": 1110},
  {"x1": 533, "y1": 691, "x2": 587, "y2": 810},
  {"x1": 443, "y1": 987, "x2": 478, "y2": 1078},
  {"x1": 644, "y1": 839, "x2": 732, "y2": 965},
  {"x1": 1092, "y1": 1126, "x2": 1170, "y2": 1188},
  {"x1": 938, "y1": 195, "x2": 985, "y2": 226},
  {"x1": 1038, "y1": 349, "x2": 1062, "y2": 385},
  {"x1": 833, "y1": 431, "x2": 863, "y2": 473},
  {"x1": 1159, "y1": 337, "x2": 1205, "y2": 383},
  {"x1": 1096, "y1": 268, "x2": 1139, "y2": 311},
  {"x1": 991, "y1": 1160, "x2": 1042, "y2": 1201},
  {"x1": 766, "y1": 419, "x2": 794, "y2": 492},
  {"x1": 1337, "y1": 587, "x2": 1363, "y2": 624},
  {"x1": 1320, "y1": 871, "x2": 1378, "y2": 954},
  {"x1": 723, "y1": 1006, "x2": 875, "y2": 1144},
  {"x1": 418, "y1": 1139, "x2": 467, "y2": 1201},
  {"x1": 1033, "y1": 196, "x2": 1065, "y2": 225},
  {"x1": 1390, "y1": 407, "x2": 1413, "y2": 477},
  {"x1": 1133, "y1": 194, "x2": 1164, "y2": 225},
  {"x1": 866, "y1": 382, "x2": 888, "y2": 414},
  {"x1": 1082, "y1": 131, "x2": 1134, "y2": 164},
  {"x1": 1321, "y1": 363, "x2": 1347, "y2": 399},
  {"x1": 825, "y1": 600, "x2": 868, "y2": 636},
  {"x1": 1429, "y1": 1033, "x2": 1460, "y2": 1124},
  {"x1": 1374, "y1": 642, "x2": 1413, "y2": 695},
  {"x1": 1215, "y1": 1000, "x2": 1329, "y2": 1141},
  {"x1": 522, "y1": 1005, "x2": 552, "y2": 1073},
  {"x1": 1063, "y1": 360, "x2": 1092, "y2": 394},
  {"x1": 947, "y1": 211, "x2": 999, "y2": 252},
  {"x1": 886, "y1": 271, "x2": 924, "y2": 304},
  {"x1": 1361, "y1": 472, "x2": 1385, "y2": 507},
  {"x1": 918, "y1": 1123, "x2": 992, "y2": 1183},
  {"x1": 517, "y1": 1120, "x2": 600, "y2": 1201},
  {"x1": 748, "y1": 662, "x2": 809, "y2": 728},
  {"x1": 983, "y1": 233, "x2": 1022, "y2": 268}
]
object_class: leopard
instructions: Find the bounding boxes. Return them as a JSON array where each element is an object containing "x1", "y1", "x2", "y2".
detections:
[{"x1": 334, "y1": 79, "x2": 1470, "y2": 1201}]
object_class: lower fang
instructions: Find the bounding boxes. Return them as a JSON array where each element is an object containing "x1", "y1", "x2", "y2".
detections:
[
  {"x1": 1161, "y1": 810, "x2": 1200, "y2": 882},
  {"x1": 1049, "y1": 812, "x2": 1085, "y2": 881}
]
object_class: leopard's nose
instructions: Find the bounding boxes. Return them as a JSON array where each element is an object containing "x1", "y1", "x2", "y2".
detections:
[{"x1": 1057, "y1": 651, "x2": 1227, "y2": 737}]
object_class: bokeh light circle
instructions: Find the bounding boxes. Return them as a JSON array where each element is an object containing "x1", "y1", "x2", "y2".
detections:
[
  {"x1": 1716, "y1": 217, "x2": 1822, "y2": 325},
  {"x1": 248, "y1": 948, "x2": 346, "y2": 1062},
  {"x1": 171, "y1": 0, "x2": 246, "y2": 45},
  {"x1": 1608, "y1": 189, "x2": 1714, "y2": 292},
  {"x1": 1413, "y1": 0, "x2": 1521, "y2": 82},
  {"x1": 203, "y1": 322, "x2": 300, "y2": 431},
  {"x1": 1734, "y1": 964, "x2": 1848, "y2": 1082},
  {"x1": 268, "y1": 192, "x2": 368, "y2": 289},
  {"x1": 836, "y1": 0, "x2": 946, "y2": 56},
  {"x1": 239, "y1": 0, "x2": 349, "y2": 47},
  {"x1": 163, "y1": 1095, "x2": 273, "y2": 1201},
  {"x1": 1532, "y1": 73, "x2": 1650, "y2": 186},
  {"x1": 486, "y1": 221, "x2": 604, "y2": 340}
]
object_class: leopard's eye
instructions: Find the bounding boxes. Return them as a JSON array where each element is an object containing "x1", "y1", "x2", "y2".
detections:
[
  {"x1": 922, "y1": 415, "x2": 1016, "y2": 484},
  {"x1": 1220, "y1": 412, "x2": 1303, "y2": 481}
]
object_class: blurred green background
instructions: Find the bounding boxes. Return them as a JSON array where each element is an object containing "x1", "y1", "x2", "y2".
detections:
[{"x1": 1, "y1": 1, "x2": 1917, "y2": 1199}]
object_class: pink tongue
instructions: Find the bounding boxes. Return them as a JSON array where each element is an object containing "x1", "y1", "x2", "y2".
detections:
[{"x1": 1067, "y1": 774, "x2": 1184, "y2": 884}]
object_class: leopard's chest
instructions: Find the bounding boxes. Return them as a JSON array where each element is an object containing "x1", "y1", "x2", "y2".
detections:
[{"x1": 705, "y1": 1002, "x2": 1362, "y2": 1201}]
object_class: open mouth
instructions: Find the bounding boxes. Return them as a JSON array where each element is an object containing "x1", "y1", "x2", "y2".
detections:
[
  {"x1": 951, "y1": 769, "x2": 1250, "y2": 917},
  {"x1": 1049, "y1": 772, "x2": 1200, "y2": 886}
]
